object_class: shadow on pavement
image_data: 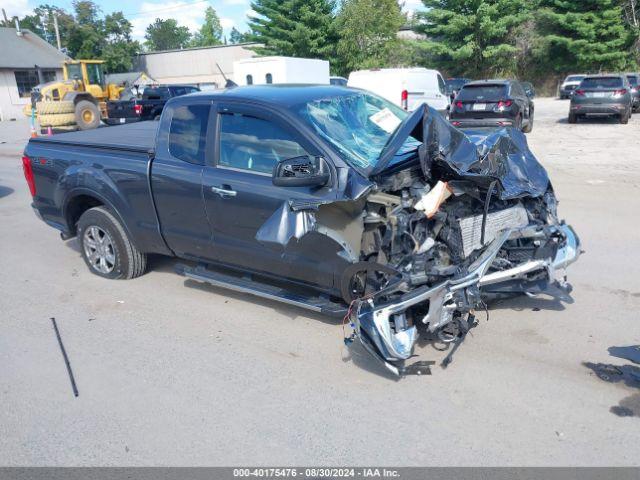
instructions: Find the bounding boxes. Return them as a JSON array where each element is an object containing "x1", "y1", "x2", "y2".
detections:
[
  {"x1": 583, "y1": 346, "x2": 640, "y2": 418},
  {"x1": 0, "y1": 185, "x2": 14, "y2": 199}
]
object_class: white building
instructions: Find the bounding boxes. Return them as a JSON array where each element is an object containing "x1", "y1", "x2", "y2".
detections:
[
  {"x1": 0, "y1": 27, "x2": 68, "y2": 121},
  {"x1": 134, "y1": 43, "x2": 259, "y2": 89}
]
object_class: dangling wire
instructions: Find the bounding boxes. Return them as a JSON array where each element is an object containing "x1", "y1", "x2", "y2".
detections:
[{"x1": 481, "y1": 180, "x2": 498, "y2": 246}]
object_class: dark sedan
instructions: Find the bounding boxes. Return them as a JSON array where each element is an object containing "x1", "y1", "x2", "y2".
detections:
[
  {"x1": 449, "y1": 80, "x2": 534, "y2": 132},
  {"x1": 569, "y1": 75, "x2": 632, "y2": 124}
]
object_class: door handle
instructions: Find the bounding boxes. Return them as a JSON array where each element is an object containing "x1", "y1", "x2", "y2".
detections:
[{"x1": 211, "y1": 186, "x2": 237, "y2": 197}]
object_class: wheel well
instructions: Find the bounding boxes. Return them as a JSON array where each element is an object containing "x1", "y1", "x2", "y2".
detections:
[
  {"x1": 73, "y1": 94, "x2": 98, "y2": 106},
  {"x1": 65, "y1": 195, "x2": 103, "y2": 234}
]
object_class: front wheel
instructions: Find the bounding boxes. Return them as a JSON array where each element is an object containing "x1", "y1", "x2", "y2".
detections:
[
  {"x1": 75, "y1": 100, "x2": 101, "y2": 130},
  {"x1": 77, "y1": 206, "x2": 147, "y2": 279}
]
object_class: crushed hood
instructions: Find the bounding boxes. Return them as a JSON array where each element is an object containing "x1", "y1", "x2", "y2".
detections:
[{"x1": 374, "y1": 104, "x2": 550, "y2": 200}]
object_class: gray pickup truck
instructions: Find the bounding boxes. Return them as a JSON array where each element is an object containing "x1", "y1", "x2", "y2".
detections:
[{"x1": 23, "y1": 85, "x2": 580, "y2": 374}]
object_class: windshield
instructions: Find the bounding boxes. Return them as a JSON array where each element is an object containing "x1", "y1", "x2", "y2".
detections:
[
  {"x1": 581, "y1": 77, "x2": 623, "y2": 89},
  {"x1": 66, "y1": 63, "x2": 82, "y2": 81},
  {"x1": 296, "y1": 91, "x2": 419, "y2": 171}
]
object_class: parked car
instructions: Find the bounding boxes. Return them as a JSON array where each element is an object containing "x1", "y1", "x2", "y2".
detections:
[
  {"x1": 445, "y1": 77, "x2": 472, "y2": 102},
  {"x1": 106, "y1": 85, "x2": 200, "y2": 124},
  {"x1": 626, "y1": 73, "x2": 640, "y2": 112},
  {"x1": 559, "y1": 74, "x2": 586, "y2": 99},
  {"x1": 449, "y1": 79, "x2": 534, "y2": 132},
  {"x1": 23, "y1": 85, "x2": 579, "y2": 374},
  {"x1": 568, "y1": 74, "x2": 632, "y2": 124},
  {"x1": 347, "y1": 67, "x2": 450, "y2": 113},
  {"x1": 330, "y1": 76, "x2": 348, "y2": 86}
]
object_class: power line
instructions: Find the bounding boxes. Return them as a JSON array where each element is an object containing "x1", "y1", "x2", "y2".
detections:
[{"x1": 120, "y1": 0, "x2": 211, "y2": 18}]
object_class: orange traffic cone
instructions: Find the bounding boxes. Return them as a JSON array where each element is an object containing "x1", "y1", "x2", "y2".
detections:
[
  {"x1": 30, "y1": 125, "x2": 37, "y2": 138},
  {"x1": 47, "y1": 126, "x2": 53, "y2": 136}
]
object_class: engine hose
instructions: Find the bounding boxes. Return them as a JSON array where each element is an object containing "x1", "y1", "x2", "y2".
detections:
[{"x1": 481, "y1": 180, "x2": 498, "y2": 246}]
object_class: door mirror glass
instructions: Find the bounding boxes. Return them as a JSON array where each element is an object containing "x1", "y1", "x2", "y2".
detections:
[{"x1": 272, "y1": 155, "x2": 330, "y2": 187}]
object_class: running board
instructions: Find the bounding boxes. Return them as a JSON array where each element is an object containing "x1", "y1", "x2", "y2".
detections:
[{"x1": 175, "y1": 264, "x2": 347, "y2": 317}]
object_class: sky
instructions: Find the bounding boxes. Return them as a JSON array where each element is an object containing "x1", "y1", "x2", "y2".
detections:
[{"x1": 3, "y1": 0, "x2": 424, "y2": 41}]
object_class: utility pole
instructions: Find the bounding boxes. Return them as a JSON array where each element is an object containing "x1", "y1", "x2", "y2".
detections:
[
  {"x1": 2, "y1": 8, "x2": 9, "y2": 25},
  {"x1": 53, "y1": 15, "x2": 62, "y2": 50}
]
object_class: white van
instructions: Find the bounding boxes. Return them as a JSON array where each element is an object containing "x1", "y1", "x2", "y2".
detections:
[
  {"x1": 347, "y1": 67, "x2": 450, "y2": 113},
  {"x1": 233, "y1": 57, "x2": 330, "y2": 86}
]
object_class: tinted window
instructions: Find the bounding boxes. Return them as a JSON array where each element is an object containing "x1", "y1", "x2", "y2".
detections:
[
  {"x1": 458, "y1": 84, "x2": 507, "y2": 101},
  {"x1": 246, "y1": 75, "x2": 253, "y2": 85},
  {"x1": 218, "y1": 114, "x2": 308, "y2": 174},
  {"x1": 510, "y1": 82, "x2": 525, "y2": 96},
  {"x1": 581, "y1": 77, "x2": 623, "y2": 89},
  {"x1": 168, "y1": 104, "x2": 210, "y2": 164},
  {"x1": 566, "y1": 75, "x2": 585, "y2": 82},
  {"x1": 144, "y1": 88, "x2": 169, "y2": 100},
  {"x1": 627, "y1": 75, "x2": 638, "y2": 86},
  {"x1": 265, "y1": 73, "x2": 273, "y2": 84}
]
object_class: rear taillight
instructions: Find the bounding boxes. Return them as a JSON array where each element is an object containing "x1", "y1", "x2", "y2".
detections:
[
  {"x1": 401, "y1": 89, "x2": 408, "y2": 110},
  {"x1": 613, "y1": 89, "x2": 627, "y2": 97},
  {"x1": 497, "y1": 99, "x2": 513, "y2": 108},
  {"x1": 455, "y1": 100, "x2": 463, "y2": 109},
  {"x1": 133, "y1": 104, "x2": 143, "y2": 115},
  {"x1": 451, "y1": 121, "x2": 461, "y2": 126},
  {"x1": 22, "y1": 155, "x2": 36, "y2": 196},
  {"x1": 574, "y1": 89, "x2": 585, "y2": 96}
]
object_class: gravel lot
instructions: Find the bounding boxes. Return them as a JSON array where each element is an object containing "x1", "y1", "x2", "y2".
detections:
[{"x1": 1, "y1": 97, "x2": 639, "y2": 466}]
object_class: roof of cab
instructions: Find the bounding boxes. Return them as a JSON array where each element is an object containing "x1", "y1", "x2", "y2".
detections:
[{"x1": 187, "y1": 84, "x2": 360, "y2": 108}]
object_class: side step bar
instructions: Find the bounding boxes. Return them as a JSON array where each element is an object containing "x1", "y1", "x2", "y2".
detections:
[{"x1": 175, "y1": 264, "x2": 347, "y2": 317}]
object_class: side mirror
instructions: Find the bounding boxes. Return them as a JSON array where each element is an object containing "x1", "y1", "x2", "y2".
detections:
[{"x1": 272, "y1": 155, "x2": 330, "y2": 188}]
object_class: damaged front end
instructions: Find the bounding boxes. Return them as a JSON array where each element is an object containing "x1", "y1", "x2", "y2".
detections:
[{"x1": 346, "y1": 105, "x2": 581, "y2": 375}]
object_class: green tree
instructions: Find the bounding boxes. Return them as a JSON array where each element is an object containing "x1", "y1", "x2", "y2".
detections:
[
  {"x1": 229, "y1": 27, "x2": 248, "y2": 44},
  {"x1": 102, "y1": 12, "x2": 141, "y2": 73},
  {"x1": 144, "y1": 18, "x2": 192, "y2": 51},
  {"x1": 66, "y1": 1, "x2": 104, "y2": 58},
  {"x1": 335, "y1": 0, "x2": 405, "y2": 73},
  {"x1": 534, "y1": 0, "x2": 636, "y2": 73},
  {"x1": 415, "y1": 0, "x2": 532, "y2": 77},
  {"x1": 248, "y1": 0, "x2": 337, "y2": 58},
  {"x1": 190, "y1": 6, "x2": 223, "y2": 47}
]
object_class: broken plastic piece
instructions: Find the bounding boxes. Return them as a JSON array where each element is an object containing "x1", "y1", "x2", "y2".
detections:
[{"x1": 413, "y1": 180, "x2": 452, "y2": 218}]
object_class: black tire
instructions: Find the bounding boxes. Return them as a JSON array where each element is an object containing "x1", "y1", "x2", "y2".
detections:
[
  {"x1": 522, "y1": 110, "x2": 534, "y2": 133},
  {"x1": 620, "y1": 110, "x2": 629, "y2": 124},
  {"x1": 75, "y1": 100, "x2": 101, "y2": 130},
  {"x1": 77, "y1": 206, "x2": 147, "y2": 279},
  {"x1": 568, "y1": 113, "x2": 577, "y2": 124}
]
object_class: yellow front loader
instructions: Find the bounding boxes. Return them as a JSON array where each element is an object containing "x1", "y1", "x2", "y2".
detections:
[{"x1": 29, "y1": 60, "x2": 125, "y2": 130}]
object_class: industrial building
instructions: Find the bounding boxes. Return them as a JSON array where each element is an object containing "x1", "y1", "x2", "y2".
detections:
[
  {"x1": 0, "y1": 26, "x2": 68, "y2": 121},
  {"x1": 133, "y1": 43, "x2": 258, "y2": 89}
]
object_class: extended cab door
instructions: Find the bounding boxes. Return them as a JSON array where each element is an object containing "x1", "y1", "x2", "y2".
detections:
[
  {"x1": 151, "y1": 100, "x2": 215, "y2": 259},
  {"x1": 201, "y1": 102, "x2": 338, "y2": 290}
]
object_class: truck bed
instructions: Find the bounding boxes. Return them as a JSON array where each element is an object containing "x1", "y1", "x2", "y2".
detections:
[{"x1": 31, "y1": 121, "x2": 158, "y2": 153}]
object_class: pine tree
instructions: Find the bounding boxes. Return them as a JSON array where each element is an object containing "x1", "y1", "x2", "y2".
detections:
[
  {"x1": 535, "y1": 0, "x2": 636, "y2": 73},
  {"x1": 247, "y1": 0, "x2": 337, "y2": 59},
  {"x1": 415, "y1": 0, "x2": 531, "y2": 77},
  {"x1": 335, "y1": 0, "x2": 405, "y2": 73},
  {"x1": 191, "y1": 6, "x2": 223, "y2": 47}
]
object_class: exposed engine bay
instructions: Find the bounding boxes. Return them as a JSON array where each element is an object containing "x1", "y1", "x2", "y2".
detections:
[{"x1": 256, "y1": 104, "x2": 580, "y2": 375}]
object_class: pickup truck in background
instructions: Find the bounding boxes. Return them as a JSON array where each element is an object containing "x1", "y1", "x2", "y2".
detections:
[
  {"x1": 105, "y1": 84, "x2": 200, "y2": 125},
  {"x1": 23, "y1": 85, "x2": 580, "y2": 375}
]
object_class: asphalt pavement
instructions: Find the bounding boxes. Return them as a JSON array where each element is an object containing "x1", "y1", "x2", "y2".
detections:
[{"x1": 1, "y1": 98, "x2": 639, "y2": 466}]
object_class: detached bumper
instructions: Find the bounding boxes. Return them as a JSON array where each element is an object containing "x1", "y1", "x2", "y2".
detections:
[{"x1": 351, "y1": 225, "x2": 580, "y2": 375}]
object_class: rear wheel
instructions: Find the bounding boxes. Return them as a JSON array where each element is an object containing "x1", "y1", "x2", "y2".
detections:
[
  {"x1": 620, "y1": 110, "x2": 629, "y2": 124},
  {"x1": 77, "y1": 206, "x2": 147, "y2": 279},
  {"x1": 568, "y1": 113, "x2": 577, "y2": 124},
  {"x1": 75, "y1": 100, "x2": 101, "y2": 130},
  {"x1": 522, "y1": 110, "x2": 534, "y2": 133}
]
